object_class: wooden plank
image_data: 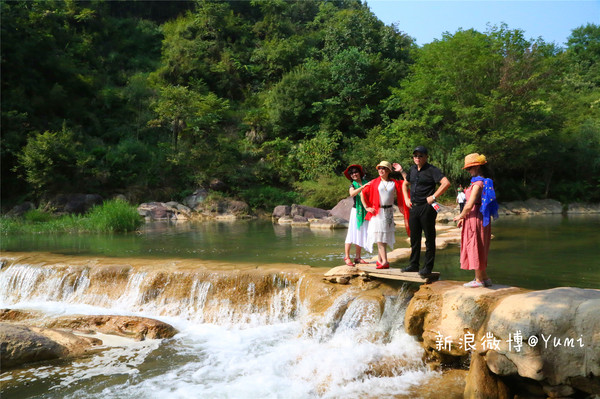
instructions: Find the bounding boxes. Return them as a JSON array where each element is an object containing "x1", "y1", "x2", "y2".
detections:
[{"x1": 357, "y1": 265, "x2": 440, "y2": 284}]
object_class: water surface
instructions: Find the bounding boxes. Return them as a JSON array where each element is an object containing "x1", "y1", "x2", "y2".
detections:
[{"x1": 2, "y1": 215, "x2": 598, "y2": 290}]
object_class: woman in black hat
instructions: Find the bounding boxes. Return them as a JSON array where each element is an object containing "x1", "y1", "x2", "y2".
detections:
[{"x1": 343, "y1": 164, "x2": 372, "y2": 266}]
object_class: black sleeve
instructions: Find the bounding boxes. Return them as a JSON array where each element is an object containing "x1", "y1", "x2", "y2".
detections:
[{"x1": 432, "y1": 166, "x2": 445, "y2": 183}]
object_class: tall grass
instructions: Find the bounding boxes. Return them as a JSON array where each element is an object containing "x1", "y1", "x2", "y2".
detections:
[{"x1": 0, "y1": 199, "x2": 142, "y2": 234}]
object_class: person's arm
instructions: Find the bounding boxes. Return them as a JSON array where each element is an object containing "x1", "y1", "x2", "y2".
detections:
[
  {"x1": 359, "y1": 191, "x2": 368, "y2": 209},
  {"x1": 453, "y1": 184, "x2": 482, "y2": 227},
  {"x1": 349, "y1": 181, "x2": 370, "y2": 197},
  {"x1": 427, "y1": 177, "x2": 451, "y2": 205},
  {"x1": 392, "y1": 163, "x2": 408, "y2": 180},
  {"x1": 402, "y1": 179, "x2": 412, "y2": 209}
]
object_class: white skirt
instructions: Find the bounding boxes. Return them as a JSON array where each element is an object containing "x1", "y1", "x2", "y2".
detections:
[
  {"x1": 366, "y1": 207, "x2": 396, "y2": 249},
  {"x1": 345, "y1": 208, "x2": 371, "y2": 252}
]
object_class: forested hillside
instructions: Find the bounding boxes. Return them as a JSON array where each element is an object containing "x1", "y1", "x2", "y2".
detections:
[{"x1": 2, "y1": 0, "x2": 599, "y2": 211}]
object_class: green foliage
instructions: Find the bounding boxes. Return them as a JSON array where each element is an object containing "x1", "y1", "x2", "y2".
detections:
[
  {"x1": 0, "y1": 199, "x2": 141, "y2": 234},
  {"x1": 84, "y1": 199, "x2": 143, "y2": 232},
  {"x1": 294, "y1": 175, "x2": 349, "y2": 209},
  {"x1": 1, "y1": 0, "x2": 599, "y2": 208},
  {"x1": 23, "y1": 209, "x2": 53, "y2": 223},
  {"x1": 17, "y1": 128, "x2": 88, "y2": 194},
  {"x1": 295, "y1": 130, "x2": 342, "y2": 180},
  {"x1": 240, "y1": 186, "x2": 299, "y2": 210}
]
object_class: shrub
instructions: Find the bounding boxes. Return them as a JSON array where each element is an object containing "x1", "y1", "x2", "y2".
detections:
[
  {"x1": 23, "y1": 209, "x2": 53, "y2": 223},
  {"x1": 295, "y1": 175, "x2": 349, "y2": 209},
  {"x1": 84, "y1": 199, "x2": 143, "y2": 232}
]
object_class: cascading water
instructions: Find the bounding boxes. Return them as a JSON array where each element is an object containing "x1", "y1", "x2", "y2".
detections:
[{"x1": 0, "y1": 254, "x2": 437, "y2": 398}]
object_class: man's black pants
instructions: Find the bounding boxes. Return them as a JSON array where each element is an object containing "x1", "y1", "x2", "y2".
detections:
[{"x1": 408, "y1": 203, "x2": 437, "y2": 273}]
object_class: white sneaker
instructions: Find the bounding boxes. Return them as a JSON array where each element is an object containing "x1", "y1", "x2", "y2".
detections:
[{"x1": 463, "y1": 279, "x2": 484, "y2": 288}]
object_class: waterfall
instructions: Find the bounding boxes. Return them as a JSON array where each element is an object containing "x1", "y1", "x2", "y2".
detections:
[{"x1": 0, "y1": 253, "x2": 434, "y2": 399}]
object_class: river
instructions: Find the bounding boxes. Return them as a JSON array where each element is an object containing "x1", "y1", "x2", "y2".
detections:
[{"x1": 0, "y1": 214, "x2": 598, "y2": 398}]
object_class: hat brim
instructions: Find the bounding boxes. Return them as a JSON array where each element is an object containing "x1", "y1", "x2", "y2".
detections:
[
  {"x1": 344, "y1": 164, "x2": 365, "y2": 180},
  {"x1": 463, "y1": 161, "x2": 487, "y2": 169}
]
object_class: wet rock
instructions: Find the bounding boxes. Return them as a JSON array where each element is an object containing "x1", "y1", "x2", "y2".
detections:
[
  {"x1": 310, "y1": 216, "x2": 347, "y2": 229},
  {"x1": 43, "y1": 315, "x2": 178, "y2": 340},
  {"x1": 0, "y1": 309, "x2": 42, "y2": 322},
  {"x1": 291, "y1": 215, "x2": 310, "y2": 226},
  {"x1": 464, "y1": 351, "x2": 511, "y2": 399},
  {"x1": 272, "y1": 205, "x2": 291, "y2": 219},
  {"x1": 290, "y1": 204, "x2": 330, "y2": 219},
  {"x1": 0, "y1": 323, "x2": 100, "y2": 371},
  {"x1": 138, "y1": 202, "x2": 170, "y2": 219}
]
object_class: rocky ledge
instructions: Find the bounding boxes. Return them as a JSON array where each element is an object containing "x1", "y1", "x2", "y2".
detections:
[
  {"x1": 0, "y1": 310, "x2": 178, "y2": 372},
  {"x1": 404, "y1": 282, "x2": 600, "y2": 398}
]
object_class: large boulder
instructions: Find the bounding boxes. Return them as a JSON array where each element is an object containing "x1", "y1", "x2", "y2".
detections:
[
  {"x1": 272, "y1": 205, "x2": 291, "y2": 219},
  {"x1": 290, "y1": 204, "x2": 330, "y2": 219},
  {"x1": 5, "y1": 202, "x2": 36, "y2": 218},
  {"x1": 183, "y1": 187, "x2": 209, "y2": 210},
  {"x1": 137, "y1": 202, "x2": 170, "y2": 219},
  {"x1": 404, "y1": 283, "x2": 600, "y2": 396},
  {"x1": 0, "y1": 323, "x2": 101, "y2": 371},
  {"x1": 43, "y1": 194, "x2": 103, "y2": 215},
  {"x1": 485, "y1": 288, "x2": 600, "y2": 387},
  {"x1": 329, "y1": 197, "x2": 353, "y2": 222}
]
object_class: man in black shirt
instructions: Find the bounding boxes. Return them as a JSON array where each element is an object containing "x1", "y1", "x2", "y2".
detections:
[{"x1": 400, "y1": 146, "x2": 451, "y2": 276}]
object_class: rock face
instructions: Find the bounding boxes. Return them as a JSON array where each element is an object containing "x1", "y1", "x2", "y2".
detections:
[
  {"x1": 272, "y1": 203, "x2": 347, "y2": 229},
  {"x1": 0, "y1": 323, "x2": 101, "y2": 371},
  {"x1": 329, "y1": 197, "x2": 353, "y2": 222},
  {"x1": 43, "y1": 193, "x2": 104, "y2": 215},
  {"x1": 0, "y1": 312, "x2": 178, "y2": 371},
  {"x1": 404, "y1": 283, "x2": 600, "y2": 397},
  {"x1": 43, "y1": 315, "x2": 178, "y2": 340}
]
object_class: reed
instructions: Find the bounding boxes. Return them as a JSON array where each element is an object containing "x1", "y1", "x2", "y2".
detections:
[{"x1": 0, "y1": 199, "x2": 142, "y2": 234}]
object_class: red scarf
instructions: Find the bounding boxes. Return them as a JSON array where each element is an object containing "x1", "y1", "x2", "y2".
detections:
[{"x1": 363, "y1": 176, "x2": 411, "y2": 236}]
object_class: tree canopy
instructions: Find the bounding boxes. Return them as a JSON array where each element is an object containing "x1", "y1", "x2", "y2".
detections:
[{"x1": 2, "y1": 0, "x2": 598, "y2": 209}]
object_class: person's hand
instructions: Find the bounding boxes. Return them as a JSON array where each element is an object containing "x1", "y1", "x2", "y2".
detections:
[
  {"x1": 427, "y1": 195, "x2": 434, "y2": 205},
  {"x1": 363, "y1": 181, "x2": 371, "y2": 186},
  {"x1": 392, "y1": 163, "x2": 403, "y2": 173},
  {"x1": 366, "y1": 207, "x2": 375, "y2": 213},
  {"x1": 453, "y1": 215, "x2": 464, "y2": 228},
  {"x1": 405, "y1": 199, "x2": 412, "y2": 209}
]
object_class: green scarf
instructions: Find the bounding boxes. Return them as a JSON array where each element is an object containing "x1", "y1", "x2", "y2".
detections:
[{"x1": 352, "y1": 180, "x2": 368, "y2": 230}]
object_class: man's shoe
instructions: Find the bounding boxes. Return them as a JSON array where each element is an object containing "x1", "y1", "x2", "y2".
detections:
[
  {"x1": 402, "y1": 265, "x2": 420, "y2": 273},
  {"x1": 483, "y1": 278, "x2": 493, "y2": 287},
  {"x1": 419, "y1": 268, "x2": 433, "y2": 277}
]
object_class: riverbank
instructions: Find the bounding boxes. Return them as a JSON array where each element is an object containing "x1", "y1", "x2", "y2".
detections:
[{"x1": 1, "y1": 252, "x2": 597, "y2": 398}]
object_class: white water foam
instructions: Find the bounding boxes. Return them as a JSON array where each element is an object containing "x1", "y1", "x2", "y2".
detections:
[{"x1": 1, "y1": 264, "x2": 434, "y2": 398}]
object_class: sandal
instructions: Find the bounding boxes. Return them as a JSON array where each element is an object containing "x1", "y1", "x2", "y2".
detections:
[
  {"x1": 344, "y1": 257, "x2": 355, "y2": 267},
  {"x1": 376, "y1": 261, "x2": 389, "y2": 269},
  {"x1": 463, "y1": 279, "x2": 484, "y2": 288},
  {"x1": 354, "y1": 258, "x2": 368, "y2": 264}
]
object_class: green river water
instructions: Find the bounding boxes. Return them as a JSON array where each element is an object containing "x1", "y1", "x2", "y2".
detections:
[{"x1": 1, "y1": 215, "x2": 598, "y2": 290}]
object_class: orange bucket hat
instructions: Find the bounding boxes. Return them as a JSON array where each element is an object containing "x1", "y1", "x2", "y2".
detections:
[{"x1": 463, "y1": 153, "x2": 487, "y2": 169}]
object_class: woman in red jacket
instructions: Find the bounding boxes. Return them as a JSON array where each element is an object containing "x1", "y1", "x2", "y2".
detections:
[{"x1": 362, "y1": 161, "x2": 410, "y2": 269}]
